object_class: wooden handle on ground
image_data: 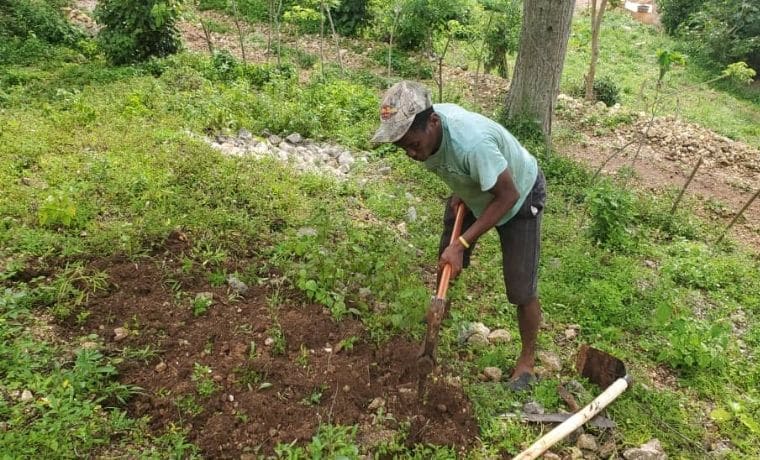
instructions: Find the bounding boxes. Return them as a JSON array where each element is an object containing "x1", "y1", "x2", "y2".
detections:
[
  {"x1": 513, "y1": 375, "x2": 631, "y2": 460},
  {"x1": 436, "y1": 203, "x2": 466, "y2": 300}
]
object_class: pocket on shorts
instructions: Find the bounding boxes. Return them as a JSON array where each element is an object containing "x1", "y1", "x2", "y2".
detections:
[{"x1": 517, "y1": 171, "x2": 546, "y2": 219}]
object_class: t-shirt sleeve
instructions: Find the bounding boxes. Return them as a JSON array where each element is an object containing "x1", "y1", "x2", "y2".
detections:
[{"x1": 466, "y1": 139, "x2": 508, "y2": 191}]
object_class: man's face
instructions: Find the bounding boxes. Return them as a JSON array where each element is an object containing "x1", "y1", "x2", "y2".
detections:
[{"x1": 394, "y1": 113, "x2": 441, "y2": 162}]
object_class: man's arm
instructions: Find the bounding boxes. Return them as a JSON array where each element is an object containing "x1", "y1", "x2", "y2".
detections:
[{"x1": 439, "y1": 168, "x2": 519, "y2": 277}]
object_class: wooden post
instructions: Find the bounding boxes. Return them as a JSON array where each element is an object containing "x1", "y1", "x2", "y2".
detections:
[
  {"x1": 670, "y1": 157, "x2": 703, "y2": 214},
  {"x1": 716, "y1": 188, "x2": 760, "y2": 244}
]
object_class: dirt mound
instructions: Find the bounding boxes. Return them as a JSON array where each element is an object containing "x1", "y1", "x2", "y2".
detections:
[{"x1": 74, "y1": 240, "x2": 478, "y2": 457}]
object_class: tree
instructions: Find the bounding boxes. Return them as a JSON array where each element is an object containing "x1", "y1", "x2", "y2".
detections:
[
  {"x1": 584, "y1": 0, "x2": 608, "y2": 101},
  {"x1": 95, "y1": 0, "x2": 183, "y2": 65},
  {"x1": 503, "y1": 0, "x2": 575, "y2": 140}
]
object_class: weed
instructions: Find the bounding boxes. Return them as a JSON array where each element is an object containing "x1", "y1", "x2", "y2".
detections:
[
  {"x1": 191, "y1": 363, "x2": 219, "y2": 397},
  {"x1": 175, "y1": 394, "x2": 204, "y2": 418},
  {"x1": 296, "y1": 344, "x2": 310, "y2": 368},
  {"x1": 192, "y1": 293, "x2": 213, "y2": 316},
  {"x1": 301, "y1": 384, "x2": 327, "y2": 406}
]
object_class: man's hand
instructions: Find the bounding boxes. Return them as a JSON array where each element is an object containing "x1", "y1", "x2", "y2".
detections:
[
  {"x1": 449, "y1": 195, "x2": 463, "y2": 213},
  {"x1": 438, "y1": 241, "x2": 465, "y2": 279}
]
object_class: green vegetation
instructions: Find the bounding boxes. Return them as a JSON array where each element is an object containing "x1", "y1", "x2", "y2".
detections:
[{"x1": 0, "y1": 1, "x2": 758, "y2": 457}]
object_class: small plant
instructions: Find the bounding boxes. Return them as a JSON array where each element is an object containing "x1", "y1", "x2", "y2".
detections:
[
  {"x1": 337, "y1": 336, "x2": 357, "y2": 353},
  {"x1": 585, "y1": 181, "x2": 636, "y2": 250},
  {"x1": 234, "y1": 364, "x2": 264, "y2": 390},
  {"x1": 296, "y1": 344, "x2": 310, "y2": 368},
  {"x1": 175, "y1": 394, "x2": 204, "y2": 417},
  {"x1": 192, "y1": 293, "x2": 213, "y2": 316},
  {"x1": 267, "y1": 325, "x2": 287, "y2": 356},
  {"x1": 658, "y1": 319, "x2": 730, "y2": 371},
  {"x1": 191, "y1": 363, "x2": 219, "y2": 397},
  {"x1": 301, "y1": 384, "x2": 327, "y2": 406},
  {"x1": 38, "y1": 188, "x2": 78, "y2": 228}
]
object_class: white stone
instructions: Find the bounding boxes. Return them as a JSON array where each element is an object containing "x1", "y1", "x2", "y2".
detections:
[
  {"x1": 20, "y1": 390, "x2": 33, "y2": 402},
  {"x1": 113, "y1": 327, "x2": 129, "y2": 341},
  {"x1": 487, "y1": 329, "x2": 511, "y2": 343},
  {"x1": 482, "y1": 367, "x2": 502, "y2": 381}
]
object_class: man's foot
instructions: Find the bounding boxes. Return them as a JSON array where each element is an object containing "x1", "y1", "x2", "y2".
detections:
[{"x1": 506, "y1": 372, "x2": 537, "y2": 392}]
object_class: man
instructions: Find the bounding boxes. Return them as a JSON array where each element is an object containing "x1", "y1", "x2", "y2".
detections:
[{"x1": 371, "y1": 81, "x2": 546, "y2": 391}]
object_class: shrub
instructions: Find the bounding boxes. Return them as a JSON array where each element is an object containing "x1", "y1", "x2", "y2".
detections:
[
  {"x1": 591, "y1": 75, "x2": 620, "y2": 107},
  {"x1": 0, "y1": 0, "x2": 82, "y2": 44},
  {"x1": 331, "y1": 0, "x2": 372, "y2": 36},
  {"x1": 95, "y1": 0, "x2": 183, "y2": 65},
  {"x1": 391, "y1": 0, "x2": 474, "y2": 51},
  {"x1": 482, "y1": 0, "x2": 522, "y2": 79},
  {"x1": 679, "y1": 0, "x2": 760, "y2": 72},
  {"x1": 585, "y1": 181, "x2": 636, "y2": 250},
  {"x1": 658, "y1": 0, "x2": 705, "y2": 34}
]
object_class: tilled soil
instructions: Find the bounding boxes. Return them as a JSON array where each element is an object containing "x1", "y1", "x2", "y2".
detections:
[{"x1": 73, "y1": 233, "x2": 478, "y2": 457}]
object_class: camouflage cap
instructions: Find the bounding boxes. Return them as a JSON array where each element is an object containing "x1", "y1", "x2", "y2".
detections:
[{"x1": 370, "y1": 81, "x2": 433, "y2": 144}]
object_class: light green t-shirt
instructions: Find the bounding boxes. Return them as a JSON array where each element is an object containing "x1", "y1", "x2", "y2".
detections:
[{"x1": 423, "y1": 103, "x2": 538, "y2": 226}]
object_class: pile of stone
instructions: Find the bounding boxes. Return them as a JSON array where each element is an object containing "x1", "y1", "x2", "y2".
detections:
[
  {"x1": 623, "y1": 116, "x2": 760, "y2": 172},
  {"x1": 206, "y1": 129, "x2": 367, "y2": 177}
]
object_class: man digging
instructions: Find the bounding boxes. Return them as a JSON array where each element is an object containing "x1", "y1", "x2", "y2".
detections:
[{"x1": 371, "y1": 81, "x2": 547, "y2": 391}]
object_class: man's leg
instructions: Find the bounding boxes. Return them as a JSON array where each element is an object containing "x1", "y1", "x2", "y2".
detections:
[
  {"x1": 513, "y1": 296, "x2": 541, "y2": 379},
  {"x1": 496, "y1": 169, "x2": 546, "y2": 388}
]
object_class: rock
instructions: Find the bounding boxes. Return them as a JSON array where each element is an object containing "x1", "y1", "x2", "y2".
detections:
[
  {"x1": 338, "y1": 152, "x2": 355, "y2": 166},
  {"x1": 228, "y1": 394, "x2": 235, "y2": 402},
  {"x1": 406, "y1": 206, "x2": 417, "y2": 222},
  {"x1": 113, "y1": 327, "x2": 129, "y2": 342},
  {"x1": 623, "y1": 439, "x2": 668, "y2": 460},
  {"x1": 396, "y1": 221, "x2": 407, "y2": 235},
  {"x1": 268, "y1": 134, "x2": 282, "y2": 145},
  {"x1": 467, "y1": 333, "x2": 490, "y2": 347},
  {"x1": 482, "y1": 367, "x2": 503, "y2": 382},
  {"x1": 577, "y1": 433, "x2": 598, "y2": 451},
  {"x1": 286, "y1": 133, "x2": 303, "y2": 144},
  {"x1": 155, "y1": 362, "x2": 167, "y2": 373},
  {"x1": 378, "y1": 166, "x2": 392, "y2": 175},
  {"x1": 368, "y1": 397, "x2": 385, "y2": 411},
  {"x1": 227, "y1": 275, "x2": 249, "y2": 295},
  {"x1": 297, "y1": 227, "x2": 318, "y2": 237},
  {"x1": 20, "y1": 390, "x2": 33, "y2": 402},
  {"x1": 487, "y1": 329, "x2": 511, "y2": 343},
  {"x1": 436, "y1": 404, "x2": 447, "y2": 413},
  {"x1": 564, "y1": 326, "x2": 579, "y2": 340},
  {"x1": 238, "y1": 128, "x2": 252, "y2": 140},
  {"x1": 268, "y1": 428, "x2": 278, "y2": 437},
  {"x1": 522, "y1": 401, "x2": 544, "y2": 414},
  {"x1": 568, "y1": 446, "x2": 584, "y2": 459},
  {"x1": 81, "y1": 341, "x2": 98, "y2": 350},
  {"x1": 542, "y1": 453, "x2": 561, "y2": 460},
  {"x1": 538, "y1": 351, "x2": 562, "y2": 373},
  {"x1": 338, "y1": 164, "x2": 351, "y2": 174}
]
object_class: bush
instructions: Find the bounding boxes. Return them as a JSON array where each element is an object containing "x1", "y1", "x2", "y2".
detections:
[
  {"x1": 0, "y1": 0, "x2": 83, "y2": 44},
  {"x1": 482, "y1": 0, "x2": 522, "y2": 79},
  {"x1": 658, "y1": 0, "x2": 705, "y2": 34},
  {"x1": 330, "y1": 0, "x2": 372, "y2": 37},
  {"x1": 368, "y1": 47, "x2": 433, "y2": 79},
  {"x1": 585, "y1": 181, "x2": 636, "y2": 250},
  {"x1": 591, "y1": 75, "x2": 620, "y2": 107},
  {"x1": 679, "y1": 0, "x2": 760, "y2": 73},
  {"x1": 95, "y1": 0, "x2": 183, "y2": 65},
  {"x1": 392, "y1": 0, "x2": 474, "y2": 50}
]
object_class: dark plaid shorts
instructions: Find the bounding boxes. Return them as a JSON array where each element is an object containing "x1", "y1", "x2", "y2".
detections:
[{"x1": 438, "y1": 168, "x2": 546, "y2": 305}]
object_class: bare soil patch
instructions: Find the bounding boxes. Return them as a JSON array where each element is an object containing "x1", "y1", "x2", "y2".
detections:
[{"x1": 68, "y1": 233, "x2": 477, "y2": 457}]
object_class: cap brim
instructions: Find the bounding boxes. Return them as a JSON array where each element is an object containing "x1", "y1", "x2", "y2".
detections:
[{"x1": 370, "y1": 118, "x2": 414, "y2": 145}]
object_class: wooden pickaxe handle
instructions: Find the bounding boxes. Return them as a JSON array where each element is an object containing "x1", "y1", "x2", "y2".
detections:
[{"x1": 435, "y1": 202, "x2": 466, "y2": 300}]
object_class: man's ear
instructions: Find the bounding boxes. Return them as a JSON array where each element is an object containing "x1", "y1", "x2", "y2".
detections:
[{"x1": 429, "y1": 112, "x2": 440, "y2": 129}]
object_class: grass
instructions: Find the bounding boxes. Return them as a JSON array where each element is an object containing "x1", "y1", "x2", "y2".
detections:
[{"x1": 1, "y1": 6, "x2": 759, "y2": 459}]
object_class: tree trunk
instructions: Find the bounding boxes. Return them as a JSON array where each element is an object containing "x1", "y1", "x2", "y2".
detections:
[
  {"x1": 504, "y1": 0, "x2": 575, "y2": 140},
  {"x1": 584, "y1": 0, "x2": 608, "y2": 101}
]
